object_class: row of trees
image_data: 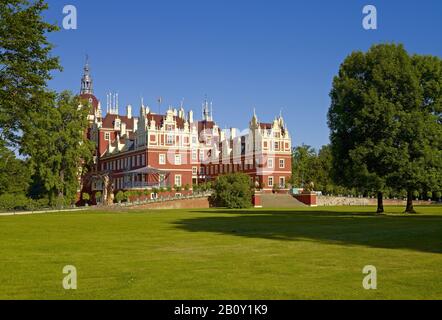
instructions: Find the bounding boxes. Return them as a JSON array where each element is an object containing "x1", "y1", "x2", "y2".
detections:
[
  {"x1": 0, "y1": 1, "x2": 93, "y2": 210},
  {"x1": 291, "y1": 144, "x2": 442, "y2": 201}
]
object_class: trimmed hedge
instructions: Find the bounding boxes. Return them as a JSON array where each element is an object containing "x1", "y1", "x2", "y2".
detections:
[{"x1": 0, "y1": 194, "x2": 49, "y2": 212}]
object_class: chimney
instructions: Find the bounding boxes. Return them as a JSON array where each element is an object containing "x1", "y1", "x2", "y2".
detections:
[
  {"x1": 179, "y1": 107, "x2": 185, "y2": 119},
  {"x1": 121, "y1": 121, "x2": 127, "y2": 137},
  {"x1": 230, "y1": 128, "x2": 237, "y2": 139},
  {"x1": 188, "y1": 110, "x2": 194, "y2": 123},
  {"x1": 127, "y1": 104, "x2": 132, "y2": 119}
]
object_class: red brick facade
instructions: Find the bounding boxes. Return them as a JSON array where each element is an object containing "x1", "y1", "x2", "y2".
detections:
[{"x1": 79, "y1": 63, "x2": 292, "y2": 199}]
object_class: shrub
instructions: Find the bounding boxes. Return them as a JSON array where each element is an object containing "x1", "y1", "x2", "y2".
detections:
[
  {"x1": 272, "y1": 184, "x2": 280, "y2": 193},
  {"x1": 144, "y1": 190, "x2": 152, "y2": 197},
  {"x1": 184, "y1": 184, "x2": 190, "y2": 191},
  {"x1": 211, "y1": 173, "x2": 253, "y2": 209},
  {"x1": 82, "y1": 193, "x2": 90, "y2": 205},
  {"x1": 167, "y1": 186, "x2": 172, "y2": 192},
  {"x1": 115, "y1": 191, "x2": 125, "y2": 203},
  {"x1": 124, "y1": 191, "x2": 132, "y2": 202},
  {"x1": 0, "y1": 194, "x2": 51, "y2": 211},
  {"x1": 0, "y1": 193, "x2": 27, "y2": 211},
  {"x1": 174, "y1": 185, "x2": 182, "y2": 192},
  {"x1": 95, "y1": 191, "x2": 102, "y2": 203}
]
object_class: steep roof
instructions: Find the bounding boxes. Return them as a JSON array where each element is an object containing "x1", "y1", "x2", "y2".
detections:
[
  {"x1": 102, "y1": 114, "x2": 137, "y2": 131},
  {"x1": 259, "y1": 123, "x2": 272, "y2": 130},
  {"x1": 146, "y1": 113, "x2": 186, "y2": 129}
]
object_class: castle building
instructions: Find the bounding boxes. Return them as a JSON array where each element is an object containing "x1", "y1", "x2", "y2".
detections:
[{"x1": 79, "y1": 60, "x2": 292, "y2": 198}]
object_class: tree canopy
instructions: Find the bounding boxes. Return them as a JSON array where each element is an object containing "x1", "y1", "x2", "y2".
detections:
[
  {"x1": 0, "y1": 0, "x2": 60, "y2": 147},
  {"x1": 27, "y1": 91, "x2": 94, "y2": 206},
  {"x1": 328, "y1": 44, "x2": 442, "y2": 213},
  {"x1": 1, "y1": 1, "x2": 94, "y2": 210}
]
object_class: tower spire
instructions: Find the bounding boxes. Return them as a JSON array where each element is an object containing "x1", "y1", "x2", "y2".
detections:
[
  {"x1": 80, "y1": 55, "x2": 93, "y2": 95},
  {"x1": 203, "y1": 95, "x2": 211, "y2": 121}
]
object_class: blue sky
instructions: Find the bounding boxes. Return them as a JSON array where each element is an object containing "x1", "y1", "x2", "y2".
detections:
[{"x1": 44, "y1": 0, "x2": 442, "y2": 149}]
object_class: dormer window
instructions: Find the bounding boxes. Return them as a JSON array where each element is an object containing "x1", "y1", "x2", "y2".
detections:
[{"x1": 114, "y1": 119, "x2": 121, "y2": 130}]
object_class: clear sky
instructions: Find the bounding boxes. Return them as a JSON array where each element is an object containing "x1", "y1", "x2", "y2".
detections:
[{"x1": 44, "y1": 0, "x2": 442, "y2": 149}]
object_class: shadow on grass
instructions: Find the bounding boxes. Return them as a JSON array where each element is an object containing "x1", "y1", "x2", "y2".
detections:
[{"x1": 173, "y1": 209, "x2": 442, "y2": 254}]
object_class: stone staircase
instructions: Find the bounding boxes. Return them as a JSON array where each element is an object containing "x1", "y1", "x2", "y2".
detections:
[{"x1": 260, "y1": 193, "x2": 306, "y2": 208}]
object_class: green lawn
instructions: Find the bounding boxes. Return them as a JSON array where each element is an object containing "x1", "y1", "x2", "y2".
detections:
[{"x1": 0, "y1": 206, "x2": 441, "y2": 300}]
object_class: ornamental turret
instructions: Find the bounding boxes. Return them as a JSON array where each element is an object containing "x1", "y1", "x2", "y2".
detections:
[{"x1": 80, "y1": 55, "x2": 93, "y2": 95}]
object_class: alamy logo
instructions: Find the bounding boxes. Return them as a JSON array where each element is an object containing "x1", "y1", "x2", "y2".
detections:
[
  {"x1": 62, "y1": 265, "x2": 77, "y2": 290},
  {"x1": 63, "y1": 5, "x2": 77, "y2": 30},
  {"x1": 362, "y1": 5, "x2": 377, "y2": 30},
  {"x1": 362, "y1": 265, "x2": 377, "y2": 290}
]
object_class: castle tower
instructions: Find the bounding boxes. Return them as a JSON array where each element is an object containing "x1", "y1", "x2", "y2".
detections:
[{"x1": 80, "y1": 55, "x2": 93, "y2": 95}]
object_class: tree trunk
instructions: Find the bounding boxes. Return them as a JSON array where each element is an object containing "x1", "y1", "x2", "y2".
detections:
[
  {"x1": 376, "y1": 192, "x2": 384, "y2": 214},
  {"x1": 405, "y1": 190, "x2": 416, "y2": 213}
]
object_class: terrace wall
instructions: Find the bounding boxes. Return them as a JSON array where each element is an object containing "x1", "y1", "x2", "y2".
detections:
[
  {"x1": 318, "y1": 196, "x2": 436, "y2": 207},
  {"x1": 128, "y1": 197, "x2": 210, "y2": 210}
]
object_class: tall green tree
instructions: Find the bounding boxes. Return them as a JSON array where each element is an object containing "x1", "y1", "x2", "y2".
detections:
[
  {"x1": 27, "y1": 92, "x2": 94, "y2": 206},
  {"x1": 314, "y1": 145, "x2": 336, "y2": 194},
  {"x1": 328, "y1": 44, "x2": 419, "y2": 213},
  {"x1": 291, "y1": 145, "x2": 317, "y2": 188},
  {"x1": 0, "y1": 0, "x2": 60, "y2": 147},
  {"x1": 386, "y1": 55, "x2": 442, "y2": 213},
  {"x1": 329, "y1": 43, "x2": 442, "y2": 213}
]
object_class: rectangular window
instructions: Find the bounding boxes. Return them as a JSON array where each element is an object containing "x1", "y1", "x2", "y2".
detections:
[
  {"x1": 141, "y1": 154, "x2": 145, "y2": 166},
  {"x1": 175, "y1": 154, "x2": 182, "y2": 165},
  {"x1": 199, "y1": 167, "x2": 205, "y2": 175},
  {"x1": 159, "y1": 154, "x2": 166, "y2": 165},
  {"x1": 192, "y1": 150, "x2": 197, "y2": 161},
  {"x1": 199, "y1": 150, "x2": 205, "y2": 162},
  {"x1": 174, "y1": 174, "x2": 182, "y2": 187},
  {"x1": 274, "y1": 142, "x2": 279, "y2": 150},
  {"x1": 166, "y1": 134, "x2": 174, "y2": 145},
  {"x1": 279, "y1": 177, "x2": 286, "y2": 188},
  {"x1": 105, "y1": 132, "x2": 110, "y2": 141},
  {"x1": 192, "y1": 136, "x2": 197, "y2": 144},
  {"x1": 268, "y1": 158, "x2": 274, "y2": 169},
  {"x1": 279, "y1": 159, "x2": 285, "y2": 169},
  {"x1": 192, "y1": 166, "x2": 198, "y2": 175},
  {"x1": 159, "y1": 174, "x2": 166, "y2": 186},
  {"x1": 268, "y1": 177, "x2": 274, "y2": 187}
]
